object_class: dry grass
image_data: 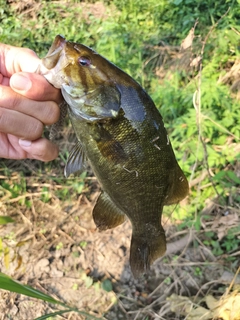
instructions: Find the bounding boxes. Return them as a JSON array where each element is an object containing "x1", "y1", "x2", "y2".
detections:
[{"x1": 0, "y1": 167, "x2": 239, "y2": 319}]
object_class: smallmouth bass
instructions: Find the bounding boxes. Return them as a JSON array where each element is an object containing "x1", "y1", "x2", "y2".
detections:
[{"x1": 39, "y1": 35, "x2": 189, "y2": 277}]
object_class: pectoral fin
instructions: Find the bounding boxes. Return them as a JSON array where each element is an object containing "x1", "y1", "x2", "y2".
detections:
[
  {"x1": 96, "y1": 124, "x2": 127, "y2": 163},
  {"x1": 65, "y1": 141, "x2": 88, "y2": 178},
  {"x1": 93, "y1": 192, "x2": 126, "y2": 231}
]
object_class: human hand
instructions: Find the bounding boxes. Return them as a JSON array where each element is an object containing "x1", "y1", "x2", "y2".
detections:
[{"x1": 0, "y1": 43, "x2": 62, "y2": 161}]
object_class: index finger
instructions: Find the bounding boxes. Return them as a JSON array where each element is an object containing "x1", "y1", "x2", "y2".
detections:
[{"x1": 0, "y1": 43, "x2": 40, "y2": 76}]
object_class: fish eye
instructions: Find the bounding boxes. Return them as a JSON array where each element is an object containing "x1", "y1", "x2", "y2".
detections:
[{"x1": 78, "y1": 56, "x2": 91, "y2": 67}]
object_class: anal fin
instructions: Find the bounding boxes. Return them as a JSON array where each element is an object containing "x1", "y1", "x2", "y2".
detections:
[{"x1": 93, "y1": 192, "x2": 126, "y2": 231}]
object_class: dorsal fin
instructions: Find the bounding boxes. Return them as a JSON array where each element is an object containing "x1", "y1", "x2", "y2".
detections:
[
  {"x1": 164, "y1": 164, "x2": 189, "y2": 205},
  {"x1": 93, "y1": 192, "x2": 126, "y2": 231}
]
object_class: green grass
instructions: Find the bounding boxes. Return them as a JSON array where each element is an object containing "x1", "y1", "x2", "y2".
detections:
[{"x1": 0, "y1": 272, "x2": 103, "y2": 319}]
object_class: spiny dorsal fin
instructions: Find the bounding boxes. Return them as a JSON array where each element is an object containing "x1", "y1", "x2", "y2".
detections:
[
  {"x1": 64, "y1": 141, "x2": 88, "y2": 178},
  {"x1": 93, "y1": 192, "x2": 126, "y2": 231}
]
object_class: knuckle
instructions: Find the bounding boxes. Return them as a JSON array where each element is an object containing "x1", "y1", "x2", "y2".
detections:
[
  {"x1": 0, "y1": 107, "x2": 43, "y2": 140},
  {"x1": 28, "y1": 120, "x2": 43, "y2": 140},
  {"x1": 43, "y1": 102, "x2": 60, "y2": 125},
  {"x1": 0, "y1": 107, "x2": 9, "y2": 130},
  {"x1": 0, "y1": 108, "x2": 4, "y2": 126},
  {"x1": 0, "y1": 86, "x2": 20, "y2": 110},
  {"x1": 9, "y1": 93, "x2": 20, "y2": 110},
  {"x1": 23, "y1": 48, "x2": 37, "y2": 58}
]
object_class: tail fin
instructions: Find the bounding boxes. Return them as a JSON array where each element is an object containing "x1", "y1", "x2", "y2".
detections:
[{"x1": 130, "y1": 227, "x2": 166, "y2": 278}]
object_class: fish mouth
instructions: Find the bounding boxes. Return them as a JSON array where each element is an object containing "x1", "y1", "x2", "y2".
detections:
[
  {"x1": 47, "y1": 35, "x2": 66, "y2": 55},
  {"x1": 42, "y1": 35, "x2": 66, "y2": 69}
]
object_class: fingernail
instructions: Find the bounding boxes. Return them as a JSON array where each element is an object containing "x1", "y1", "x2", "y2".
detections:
[
  {"x1": 19, "y1": 139, "x2": 32, "y2": 147},
  {"x1": 11, "y1": 73, "x2": 32, "y2": 91}
]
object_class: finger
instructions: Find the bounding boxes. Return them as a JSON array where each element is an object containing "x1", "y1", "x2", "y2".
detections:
[
  {"x1": 10, "y1": 72, "x2": 62, "y2": 103},
  {"x1": 19, "y1": 138, "x2": 59, "y2": 162},
  {"x1": 0, "y1": 107, "x2": 43, "y2": 140},
  {"x1": 2, "y1": 44, "x2": 40, "y2": 76},
  {"x1": 0, "y1": 133, "x2": 26, "y2": 159},
  {"x1": 0, "y1": 85, "x2": 60, "y2": 125}
]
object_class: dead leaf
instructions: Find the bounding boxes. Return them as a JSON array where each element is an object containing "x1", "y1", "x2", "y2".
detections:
[
  {"x1": 4, "y1": 247, "x2": 10, "y2": 269},
  {"x1": 206, "y1": 291, "x2": 240, "y2": 320},
  {"x1": 168, "y1": 291, "x2": 240, "y2": 320},
  {"x1": 212, "y1": 213, "x2": 239, "y2": 240},
  {"x1": 181, "y1": 28, "x2": 195, "y2": 50},
  {"x1": 167, "y1": 294, "x2": 213, "y2": 320},
  {"x1": 190, "y1": 56, "x2": 202, "y2": 68}
]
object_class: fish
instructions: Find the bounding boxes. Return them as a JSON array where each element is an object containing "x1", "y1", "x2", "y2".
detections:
[{"x1": 38, "y1": 35, "x2": 189, "y2": 277}]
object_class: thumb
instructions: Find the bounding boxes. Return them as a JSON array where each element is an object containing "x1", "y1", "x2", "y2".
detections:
[
  {"x1": 10, "y1": 72, "x2": 61, "y2": 102},
  {"x1": 19, "y1": 138, "x2": 59, "y2": 162},
  {"x1": 10, "y1": 72, "x2": 32, "y2": 93}
]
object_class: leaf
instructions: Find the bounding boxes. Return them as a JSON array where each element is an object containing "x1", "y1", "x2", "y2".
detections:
[
  {"x1": 167, "y1": 294, "x2": 213, "y2": 319},
  {"x1": 35, "y1": 309, "x2": 72, "y2": 320},
  {"x1": 4, "y1": 247, "x2": 10, "y2": 269},
  {"x1": 173, "y1": 0, "x2": 183, "y2": 5},
  {"x1": 181, "y1": 28, "x2": 195, "y2": 50},
  {"x1": 226, "y1": 171, "x2": 240, "y2": 184},
  {"x1": 213, "y1": 171, "x2": 227, "y2": 181},
  {"x1": 0, "y1": 238, "x2": 2, "y2": 255},
  {"x1": 0, "y1": 273, "x2": 103, "y2": 320},
  {"x1": 84, "y1": 276, "x2": 93, "y2": 289},
  {"x1": 0, "y1": 272, "x2": 64, "y2": 306},
  {"x1": 0, "y1": 216, "x2": 14, "y2": 225},
  {"x1": 206, "y1": 292, "x2": 240, "y2": 320},
  {"x1": 101, "y1": 279, "x2": 113, "y2": 292}
]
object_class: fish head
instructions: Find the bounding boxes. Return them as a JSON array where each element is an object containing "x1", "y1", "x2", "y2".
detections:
[{"x1": 40, "y1": 35, "x2": 121, "y2": 121}]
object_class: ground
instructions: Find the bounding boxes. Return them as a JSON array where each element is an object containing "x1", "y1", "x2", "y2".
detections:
[{"x1": 0, "y1": 163, "x2": 240, "y2": 319}]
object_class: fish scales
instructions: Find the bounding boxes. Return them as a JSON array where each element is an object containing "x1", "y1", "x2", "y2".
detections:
[{"x1": 39, "y1": 35, "x2": 189, "y2": 277}]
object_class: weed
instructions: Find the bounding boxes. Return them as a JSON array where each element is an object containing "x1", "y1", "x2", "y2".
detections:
[
  {"x1": 56, "y1": 242, "x2": 63, "y2": 250},
  {"x1": 79, "y1": 241, "x2": 88, "y2": 249}
]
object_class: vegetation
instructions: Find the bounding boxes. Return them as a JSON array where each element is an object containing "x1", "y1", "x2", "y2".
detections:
[{"x1": 0, "y1": 0, "x2": 240, "y2": 319}]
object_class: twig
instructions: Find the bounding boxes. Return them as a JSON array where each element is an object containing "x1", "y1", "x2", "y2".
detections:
[
  {"x1": 202, "y1": 114, "x2": 240, "y2": 141},
  {"x1": 231, "y1": 26, "x2": 240, "y2": 35},
  {"x1": 192, "y1": 7, "x2": 231, "y2": 199},
  {"x1": 166, "y1": 229, "x2": 194, "y2": 255},
  {"x1": 189, "y1": 169, "x2": 208, "y2": 187},
  {"x1": 225, "y1": 266, "x2": 240, "y2": 296},
  {"x1": 195, "y1": 279, "x2": 223, "y2": 300},
  {"x1": 2, "y1": 192, "x2": 49, "y2": 204}
]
